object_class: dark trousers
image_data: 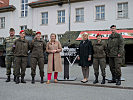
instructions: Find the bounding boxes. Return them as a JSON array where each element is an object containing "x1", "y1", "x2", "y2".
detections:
[
  {"x1": 93, "y1": 58, "x2": 106, "y2": 77},
  {"x1": 31, "y1": 57, "x2": 44, "y2": 77},
  {"x1": 109, "y1": 57, "x2": 122, "y2": 79},
  {"x1": 15, "y1": 57, "x2": 27, "y2": 77}
]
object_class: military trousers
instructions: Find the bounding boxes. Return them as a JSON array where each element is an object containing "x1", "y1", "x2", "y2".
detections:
[
  {"x1": 109, "y1": 57, "x2": 122, "y2": 79},
  {"x1": 15, "y1": 57, "x2": 27, "y2": 77},
  {"x1": 93, "y1": 58, "x2": 106, "y2": 77},
  {"x1": 5, "y1": 55, "x2": 15, "y2": 76},
  {"x1": 31, "y1": 57, "x2": 44, "y2": 77}
]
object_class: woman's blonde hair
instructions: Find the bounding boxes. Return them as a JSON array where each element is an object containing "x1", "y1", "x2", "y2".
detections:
[
  {"x1": 82, "y1": 32, "x2": 88, "y2": 37},
  {"x1": 50, "y1": 33, "x2": 56, "y2": 39}
]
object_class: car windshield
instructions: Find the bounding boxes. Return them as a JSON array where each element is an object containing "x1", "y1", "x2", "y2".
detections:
[{"x1": 25, "y1": 36, "x2": 33, "y2": 42}]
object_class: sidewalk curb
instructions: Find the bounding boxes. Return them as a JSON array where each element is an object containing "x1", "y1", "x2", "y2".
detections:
[{"x1": 0, "y1": 77, "x2": 133, "y2": 90}]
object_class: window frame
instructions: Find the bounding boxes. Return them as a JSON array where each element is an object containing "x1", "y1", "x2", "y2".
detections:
[
  {"x1": 41, "y1": 12, "x2": 48, "y2": 25},
  {"x1": 0, "y1": 17, "x2": 5, "y2": 29},
  {"x1": 21, "y1": 0, "x2": 28, "y2": 17},
  {"x1": 20, "y1": 25, "x2": 27, "y2": 30},
  {"x1": 57, "y1": 10, "x2": 65, "y2": 24},
  {"x1": 57, "y1": 34, "x2": 63, "y2": 40},
  {"x1": 117, "y1": 2, "x2": 128, "y2": 19},
  {"x1": 75, "y1": 8, "x2": 84, "y2": 22},
  {"x1": 95, "y1": 5, "x2": 105, "y2": 20}
]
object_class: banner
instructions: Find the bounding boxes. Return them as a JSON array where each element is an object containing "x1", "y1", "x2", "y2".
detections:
[{"x1": 76, "y1": 30, "x2": 133, "y2": 40}]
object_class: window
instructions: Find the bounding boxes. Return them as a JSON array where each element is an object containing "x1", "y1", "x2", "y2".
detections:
[
  {"x1": 57, "y1": 10, "x2": 65, "y2": 24},
  {"x1": 42, "y1": 12, "x2": 48, "y2": 25},
  {"x1": 76, "y1": 8, "x2": 84, "y2": 22},
  {"x1": 43, "y1": 35, "x2": 48, "y2": 41},
  {"x1": 117, "y1": 2, "x2": 128, "y2": 18},
  {"x1": 21, "y1": 0, "x2": 28, "y2": 17},
  {"x1": 0, "y1": 17, "x2": 5, "y2": 29},
  {"x1": 20, "y1": 25, "x2": 27, "y2": 30},
  {"x1": 58, "y1": 34, "x2": 63, "y2": 40},
  {"x1": 95, "y1": 5, "x2": 105, "y2": 20},
  {"x1": 0, "y1": 37, "x2": 3, "y2": 45}
]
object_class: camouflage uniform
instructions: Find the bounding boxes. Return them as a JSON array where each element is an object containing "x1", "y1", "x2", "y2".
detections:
[
  {"x1": 3, "y1": 36, "x2": 17, "y2": 76},
  {"x1": 13, "y1": 38, "x2": 29, "y2": 78},
  {"x1": 93, "y1": 40, "x2": 106, "y2": 77},
  {"x1": 30, "y1": 39, "x2": 46, "y2": 77},
  {"x1": 107, "y1": 33, "x2": 124, "y2": 81}
]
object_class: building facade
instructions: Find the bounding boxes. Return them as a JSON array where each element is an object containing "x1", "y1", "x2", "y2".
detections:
[{"x1": 0, "y1": 0, "x2": 133, "y2": 39}]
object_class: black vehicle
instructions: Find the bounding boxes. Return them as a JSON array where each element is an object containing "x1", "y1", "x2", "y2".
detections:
[{"x1": 0, "y1": 37, "x2": 5, "y2": 67}]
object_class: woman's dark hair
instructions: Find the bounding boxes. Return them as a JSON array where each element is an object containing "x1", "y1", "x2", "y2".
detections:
[{"x1": 110, "y1": 25, "x2": 116, "y2": 28}]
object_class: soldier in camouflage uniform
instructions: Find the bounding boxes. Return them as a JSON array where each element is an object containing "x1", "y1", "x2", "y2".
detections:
[
  {"x1": 92, "y1": 33, "x2": 107, "y2": 84},
  {"x1": 107, "y1": 25, "x2": 124, "y2": 85},
  {"x1": 3, "y1": 28, "x2": 18, "y2": 82},
  {"x1": 30, "y1": 32, "x2": 46, "y2": 84},
  {"x1": 13, "y1": 30, "x2": 29, "y2": 84}
]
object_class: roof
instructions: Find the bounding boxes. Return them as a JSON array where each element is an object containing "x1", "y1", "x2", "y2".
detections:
[
  {"x1": 0, "y1": 0, "x2": 16, "y2": 13},
  {"x1": 29, "y1": 0, "x2": 92, "y2": 8},
  {"x1": 0, "y1": 0, "x2": 9, "y2": 8}
]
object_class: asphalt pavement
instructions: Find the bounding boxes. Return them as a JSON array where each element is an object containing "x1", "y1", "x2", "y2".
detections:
[{"x1": 0, "y1": 63, "x2": 133, "y2": 100}]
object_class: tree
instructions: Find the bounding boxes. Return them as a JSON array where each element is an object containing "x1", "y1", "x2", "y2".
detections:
[{"x1": 24, "y1": 29, "x2": 36, "y2": 36}]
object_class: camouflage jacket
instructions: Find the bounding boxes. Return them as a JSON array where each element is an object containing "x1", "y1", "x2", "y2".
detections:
[
  {"x1": 13, "y1": 38, "x2": 29, "y2": 57},
  {"x1": 93, "y1": 40, "x2": 107, "y2": 58},
  {"x1": 3, "y1": 36, "x2": 17, "y2": 56},
  {"x1": 107, "y1": 33, "x2": 124, "y2": 57},
  {"x1": 30, "y1": 39, "x2": 46, "y2": 58}
]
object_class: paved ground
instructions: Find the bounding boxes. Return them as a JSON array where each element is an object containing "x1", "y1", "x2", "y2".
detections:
[{"x1": 0, "y1": 63, "x2": 133, "y2": 100}]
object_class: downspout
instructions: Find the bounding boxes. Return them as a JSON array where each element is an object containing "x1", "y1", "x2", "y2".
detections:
[
  {"x1": 68, "y1": 0, "x2": 71, "y2": 44},
  {"x1": 68, "y1": 0, "x2": 71, "y2": 31}
]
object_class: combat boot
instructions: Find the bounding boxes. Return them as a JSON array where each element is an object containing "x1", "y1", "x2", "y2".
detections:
[
  {"x1": 108, "y1": 76, "x2": 116, "y2": 83},
  {"x1": 93, "y1": 76, "x2": 99, "y2": 84},
  {"x1": 31, "y1": 76, "x2": 35, "y2": 84},
  {"x1": 16, "y1": 77, "x2": 20, "y2": 84},
  {"x1": 101, "y1": 76, "x2": 106, "y2": 84},
  {"x1": 21, "y1": 77, "x2": 26, "y2": 83},
  {"x1": 116, "y1": 77, "x2": 121, "y2": 85},
  {"x1": 41, "y1": 77, "x2": 44, "y2": 83},
  {"x1": 14, "y1": 76, "x2": 16, "y2": 82},
  {"x1": 6, "y1": 76, "x2": 10, "y2": 82}
]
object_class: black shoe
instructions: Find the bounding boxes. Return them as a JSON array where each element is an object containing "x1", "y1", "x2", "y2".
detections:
[
  {"x1": 31, "y1": 77, "x2": 35, "y2": 84},
  {"x1": 14, "y1": 76, "x2": 16, "y2": 82},
  {"x1": 41, "y1": 77, "x2": 44, "y2": 83},
  {"x1": 108, "y1": 79, "x2": 116, "y2": 83},
  {"x1": 116, "y1": 79, "x2": 121, "y2": 85},
  {"x1": 93, "y1": 79, "x2": 99, "y2": 84},
  {"x1": 101, "y1": 77, "x2": 106, "y2": 84},
  {"x1": 16, "y1": 77, "x2": 20, "y2": 84},
  {"x1": 108, "y1": 76, "x2": 116, "y2": 83},
  {"x1": 21, "y1": 77, "x2": 26, "y2": 83},
  {"x1": 6, "y1": 76, "x2": 10, "y2": 82},
  {"x1": 93, "y1": 76, "x2": 98, "y2": 84}
]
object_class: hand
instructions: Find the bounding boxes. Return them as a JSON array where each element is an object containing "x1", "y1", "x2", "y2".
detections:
[
  {"x1": 52, "y1": 50, "x2": 57, "y2": 53},
  {"x1": 118, "y1": 54, "x2": 121, "y2": 57},
  {"x1": 34, "y1": 35, "x2": 37, "y2": 39},
  {"x1": 88, "y1": 57, "x2": 91, "y2": 61},
  {"x1": 77, "y1": 56, "x2": 80, "y2": 60}
]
